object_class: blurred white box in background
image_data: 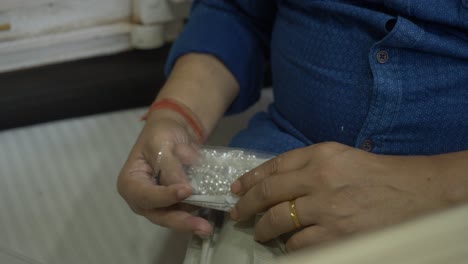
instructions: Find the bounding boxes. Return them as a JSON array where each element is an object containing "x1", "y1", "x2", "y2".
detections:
[
  {"x1": 0, "y1": 0, "x2": 56, "y2": 12},
  {"x1": 0, "y1": 0, "x2": 190, "y2": 73}
]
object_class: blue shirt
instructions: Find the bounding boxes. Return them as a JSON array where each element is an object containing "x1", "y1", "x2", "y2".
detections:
[{"x1": 166, "y1": 0, "x2": 468, "y2": 155}]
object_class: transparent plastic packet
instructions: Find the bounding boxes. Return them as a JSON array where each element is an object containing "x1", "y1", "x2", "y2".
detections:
[
  {"x1": 181, "y1": 146, "x2": 276, "y2": 212},
  {"x1": 155, "y1": 145, "x2": 283, "y2": 263}
]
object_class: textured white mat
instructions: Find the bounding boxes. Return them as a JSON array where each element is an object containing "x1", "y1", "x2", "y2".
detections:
[
  {"x1": 0, "y1": 108, "x2": 190, "y2": 264},
  {"x1": 0, "y1": 89, "x2": 273, "y2": 264}
]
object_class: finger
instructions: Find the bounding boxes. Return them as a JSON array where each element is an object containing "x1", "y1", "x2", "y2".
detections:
[
  {"x1": 173, "y1": 143, "x2": 200, "y2": 165},
  {"x1": 143, "y1": 209, "x2": 213, "y2": 235},
  {"x1": 145, "y1": 142, "x2": 189, "y2": 185},
  {"x1": 118, "y1": 163, "x2": 192, "y2": 209},
  {"x1": 286, "y1": 225, "x2": 334, "y2": 252},
  {"x1": 232, "y1": 171, "x2": 309, "y2": 221},
  {"x1": 231, "y1": 148, "x2": 310, "y2": 195},
  {"x1": 134, "y1": 182, "x2": 192, "y2": 209},
  {"x1": 253, "y1": 197, "x2": 317, "y2": 242}
]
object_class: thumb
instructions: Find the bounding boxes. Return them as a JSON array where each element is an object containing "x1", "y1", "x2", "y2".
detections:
[{"x1": 146, "y1": 141, "x2": 191, "y2": 186}]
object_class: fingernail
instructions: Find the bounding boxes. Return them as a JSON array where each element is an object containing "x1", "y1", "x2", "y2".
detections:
[
  {"x1": 230, "y1": 207, "x2": 239, "y2": 221},
  {"x1": 177, "y1": 187, "x2": 191, "y2": 199},
  {"x1": 194, "y1": 230, "x2": 211, "y2": 240},
  {"x1": 253, "y1": 232, "x2": 264, "y2": 242},
  {"x1": 231, "y1": 180, "x2": 241, "y2": 194}
]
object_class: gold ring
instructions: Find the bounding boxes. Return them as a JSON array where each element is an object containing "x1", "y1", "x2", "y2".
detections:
[
  {"x1": 0, "y1": 24, "x2": 11, "y2": 32},
  {"x1": 289, "y1": 199, "x2": 302, "y2": 229}
]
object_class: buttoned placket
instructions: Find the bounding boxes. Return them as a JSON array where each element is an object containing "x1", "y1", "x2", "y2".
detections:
[{"x1": 356, "y1": 45, "x2": 402, "y2": 153}]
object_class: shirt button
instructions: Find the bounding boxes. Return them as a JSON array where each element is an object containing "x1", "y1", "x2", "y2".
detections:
[
  {"x1": 376, "y1": 50, "x2": 389, "y2": 64},
  {"x1": 360, "y1": 139, "x2": 374, "y2": 152}
]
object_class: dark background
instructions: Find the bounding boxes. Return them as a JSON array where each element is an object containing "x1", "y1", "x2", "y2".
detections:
[
  {"x1": 0, "y1": 44, "x2": 272, "y2": 131},
  {"x1": 0, "y1": 45, "x2": 171, "y2": 131}
]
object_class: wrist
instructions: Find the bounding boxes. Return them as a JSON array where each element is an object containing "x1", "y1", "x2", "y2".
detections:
[
  {"x1": 157, "y1": 53, "x2": 239, "y2": 134},
  {"x1": 429, "y1": 153, "x2": 468, "y2": 205},
  {"x1": 380, "y1": 154, "x2": 450, "y2": 210},
  {"x1": 143, "y1": 98, "x2": 205, "y2": 143}
]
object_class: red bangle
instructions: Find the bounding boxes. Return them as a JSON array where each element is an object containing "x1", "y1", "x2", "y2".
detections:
[{"x1": 141, "y1": 98, "x2": 205, "y2": 142}]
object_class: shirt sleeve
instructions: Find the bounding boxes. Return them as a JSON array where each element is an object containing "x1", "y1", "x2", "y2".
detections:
[{"x1": 164, "y1": 0, "x2": 277, "y2": 114}]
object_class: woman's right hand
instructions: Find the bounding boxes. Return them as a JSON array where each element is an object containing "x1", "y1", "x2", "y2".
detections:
[{"x1": 117, "y1": 109, "x2": 212, "y2": 237}]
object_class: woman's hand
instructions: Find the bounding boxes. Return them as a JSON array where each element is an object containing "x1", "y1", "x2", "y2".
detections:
[
  {"x1": 117, "y1": 110, "x2": 212, "y2": 237},
  {"x1": 117, "y1": 53, "x2": 240, "y2": 237},
  {"x1": 230, "y1": 142, "x2": 452, "y2": 251}
]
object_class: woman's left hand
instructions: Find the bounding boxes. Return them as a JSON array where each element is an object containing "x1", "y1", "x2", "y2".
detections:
[{"x1": 230, "y1": 142, "x2": 450, "y2": 252}]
